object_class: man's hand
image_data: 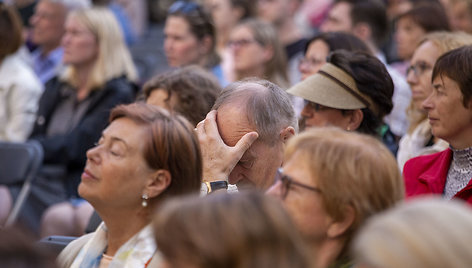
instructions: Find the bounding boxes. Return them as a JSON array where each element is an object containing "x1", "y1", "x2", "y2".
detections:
[{"x1": 196, "y1": 110, "x2": 258, "y2": 182}]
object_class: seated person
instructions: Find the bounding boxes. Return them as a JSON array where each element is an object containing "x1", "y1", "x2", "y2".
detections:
[
  {"x1": 57, "y1": 103, "x2": 202, "y2": 267},
  {"x1": 404, "y1": 45, "x2": 472, "y2": 204},
  {"x1": 154, "y1": 191, "x2": 311, "y2": 268},
  {"x1": 0, "y1": 3, "x2": 43, "y2": 142},
  {"x1": 143, "y1": 65, "x2": 221, "y2": 126},
  {"x1": 267, "y1": 127, "x2": 404, "y2": 267},
  {"x1": 196, "y1": 78, "x2": 297, "y2": 192},
  {"x1": 353, "y1": 198, "x2": 472, "y2": 268},
  {"x1": 288, "y1": 50, "x2": 397, "y2": 154},
  {"x1": 164, "y1": 0, "x2": 228, "y2": 86},
  {"x1": 0, "y1": 7, "x2": 137, "y2": 233}
]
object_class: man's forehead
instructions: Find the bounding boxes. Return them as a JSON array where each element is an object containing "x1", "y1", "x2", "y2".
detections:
[{"x1": 216, "y1": 104, "x2": 257, "y2": 147}]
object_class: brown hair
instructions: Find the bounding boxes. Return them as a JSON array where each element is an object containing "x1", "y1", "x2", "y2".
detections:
[
  {"x1": 154, "y1": 192, "x2": 311, "y2": 268},
  {"x1": 284, "y1": 127, "x2": 404, "y2": 259},
  {"x1": 167, "y1": 1, "x2": 220, "y2": 68},
  {"x1": 432, "y1": 45, "x2": 472, "y2": 108},
  {"x1": 396, "y1": 3, "x2": 450, "y2": 33},
  {"x1": 143, "y1": 65, "x2": 221, "y2": 126},
  {"x1": 0, "y1": 3, "x2": 23, "y2": 62},
  {"x1": 407, "y1": 31, "x2": 472, "y2": 133},
  {"x1": 234, "y1": 19, "x2": 289, "y2": 88},
  {"x1": 109, "y1": 103, "x2": 202, "y2": 201}
]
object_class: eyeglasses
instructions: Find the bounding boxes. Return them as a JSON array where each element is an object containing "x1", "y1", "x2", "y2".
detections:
[
  {"x1": 168, "y1": 1, "x2": 201, "y2": 15},
  {"x1": 298, "y1": 57, "x2": 326, "y2": 69},
  {"x1": 406, "y1": 62, "x2": 432, "y2": 77},
  {"x1": 227, "y1": 38, "x2": 258, "y2": 48},
  {"x1": 278, "y1": 168, "x2": 322, "y2": 200}
]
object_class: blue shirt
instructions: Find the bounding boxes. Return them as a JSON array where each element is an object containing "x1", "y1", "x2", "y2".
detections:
[{"x1": 31, "y1": 47, "x2": 63, "y2": 84}]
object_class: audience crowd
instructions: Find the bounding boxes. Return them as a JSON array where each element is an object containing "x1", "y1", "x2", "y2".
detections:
[{"x1": 1, "y1": 0, "x2": 472, "y2": 267}]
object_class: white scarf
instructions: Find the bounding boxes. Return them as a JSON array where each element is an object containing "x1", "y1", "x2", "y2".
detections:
[{"x1": 70, "y1": 222, "x2": 156, "y2": 268}]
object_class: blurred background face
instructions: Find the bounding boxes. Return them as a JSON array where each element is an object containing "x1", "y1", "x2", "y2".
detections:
[
  {"x1": 164, "y1": 16, "x2": 201, "y2": 67},
  {"x1": 229, "y1": 25, "x2": 271, "y2": 75},
  {"x1": 299, "y1": 39, "x2": 329, "y2": 80},
  {"x1": 449, "y1": 0, "x2": 472, "y2": 33},
  {"x1": 257, "y1": 0, "x2": 287, "y2": 25},
  {"x1": 395, "y1": 17, "x2": 426, "y2": 60},
  {"x1": 205, "y1": 0, "x2": 239, "y2": 32},
  {"x1": 320, "y1": 2, "x2": 353, "y2": 33},
  {"x1": 406, "y1": 41, "x2": 440, "y2": 110},
  {"x1": 30, "y1": 1, "x2": 66, "y2": 50},
  {"x1": 61, "y1": 16, "x2": 98, "y2": 67}
]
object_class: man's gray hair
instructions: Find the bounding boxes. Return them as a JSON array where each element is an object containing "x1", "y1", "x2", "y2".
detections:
[
  {"x1": 212, "y1": 78, "x2": 298, "y2": 146},
  {"x1": 44, "y1": 0, "x2": 91, "y2": 12}
]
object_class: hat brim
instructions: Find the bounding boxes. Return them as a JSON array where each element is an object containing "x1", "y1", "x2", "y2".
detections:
[{"x1": 287, "y1": 72, "x2": 367, "y2": 110}]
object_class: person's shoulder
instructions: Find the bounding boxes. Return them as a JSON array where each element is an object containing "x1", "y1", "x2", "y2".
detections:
[
  {"x1": 104, "y1": 76, "x2": 138, "y2": 96},
  {"x1": 404, "y1": 149, "x2": 451, "y2": 175},
  {"x1": 57, "y1": 233, "x2": 94, "y2": 268}
]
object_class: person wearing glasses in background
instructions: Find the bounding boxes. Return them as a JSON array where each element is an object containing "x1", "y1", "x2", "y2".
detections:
[
  {"x1": 267, "y1": 127, "x2": 404, "y2": 268},
  {"x1": 403, "y1": 45, "x2": 472, "y2": 205},
  {"x1": 288, "y1": 50, "x2": 396, "y2": 154},
  {"x1": 396, "y1": 31, "x2": 472, "y2": 171},
  {"x1": 163, "y1": 0, "x2": 228, "y2": 86}
]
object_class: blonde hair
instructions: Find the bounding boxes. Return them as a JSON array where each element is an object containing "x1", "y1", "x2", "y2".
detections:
[
  {"x1": 61, "y1": 8, "x2": 137, "y2": 90},
  {"x1": 353, "y1": 197, "x2": 472, "y2": 268},
  {"x1": 235, "y1": 19, "x2": 289, "y2": 88},
  {"x1": 407, "y1": 31, "x2": 472, "y2": 133},
  {"x1": 285, "y1": 127, "x2": 404, "y2": 257}
]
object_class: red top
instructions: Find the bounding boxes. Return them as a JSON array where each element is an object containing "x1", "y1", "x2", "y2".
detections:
[{"x1": 403, "y1": 148, "x2": 472, "y2": 205}]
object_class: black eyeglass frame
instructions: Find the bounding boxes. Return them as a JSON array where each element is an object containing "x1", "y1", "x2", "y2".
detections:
[{"x1": 278, "y1": 168, "x2": 322, "y2": 199}]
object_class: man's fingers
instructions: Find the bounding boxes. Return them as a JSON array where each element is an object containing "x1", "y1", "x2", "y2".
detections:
[
  {"x1": 234, "y1": 131, "x2": 259, "y2": 154},
  {"x1": 203, "y1": 110, "x2": 219, "y2": 135}
]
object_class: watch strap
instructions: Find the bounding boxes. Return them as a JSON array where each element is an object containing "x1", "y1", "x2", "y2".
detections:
[{"x1": 205, "y1": 181, "x2": 228, "y2": 193}]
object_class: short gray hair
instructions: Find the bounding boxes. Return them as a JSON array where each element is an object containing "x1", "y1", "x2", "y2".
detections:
[
  {"x1": 212, "y1": 78, "x2": 297, "y2": 145},
  {"x1": 43, "y1": 0, "x2": 91, "y2": 12}
]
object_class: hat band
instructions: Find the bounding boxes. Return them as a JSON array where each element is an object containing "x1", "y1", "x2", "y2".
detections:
[{"x1": 318, "y1": 70, "x2": 372, "y2": 109}]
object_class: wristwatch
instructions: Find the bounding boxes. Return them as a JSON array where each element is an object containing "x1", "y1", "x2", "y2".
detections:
[{"x1": 202, "y1": 181, "x2": 228, "y2": 194}]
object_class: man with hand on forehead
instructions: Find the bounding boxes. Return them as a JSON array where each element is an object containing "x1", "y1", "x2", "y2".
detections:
[{"x1": 196, "y1": 78, "x2": 297, "y2": 193}]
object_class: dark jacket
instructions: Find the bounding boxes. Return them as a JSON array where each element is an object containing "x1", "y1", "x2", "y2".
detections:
[{"x1": 29, "y1": 76, "x2": 136, "y2": 197}]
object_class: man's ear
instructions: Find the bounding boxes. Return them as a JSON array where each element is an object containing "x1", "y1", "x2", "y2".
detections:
[
  {"x1": 280, "y1": 126, "x2": 295, "y2": 143},
  {"x1": 145, "y1": 169, "x2": 172, "y2": 198},
  {"x1": 327, "y1": 205, "x2": 355, "y2": 238},
  {"x1": 346, "y1": 109, "x2": 363, "y2": 131}
]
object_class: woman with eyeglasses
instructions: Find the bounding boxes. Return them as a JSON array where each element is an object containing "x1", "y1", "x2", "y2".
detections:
[
  {"x1": 298, "y1": 32, "x2": 370, "y2": 81},
  {"x1": 396, "y1": 31, "x2": 472, "y2": 171},
  {"x1": 403, "y1": 45, "x2": 472, "y2": 205},
  {"x1": 267, "y1": 127, "x2": 404, "y2": 268},
  {"x1": 163, "y1": 0, "x2": 227, "y2": 86},
  {"x1": 228, "y1": 18, "x2": 289, "y2": 89}
]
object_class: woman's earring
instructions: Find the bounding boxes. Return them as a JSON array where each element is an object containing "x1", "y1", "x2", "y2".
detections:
[{"x1": 141, "y1": 194, "x2": 148, "y2": 208}]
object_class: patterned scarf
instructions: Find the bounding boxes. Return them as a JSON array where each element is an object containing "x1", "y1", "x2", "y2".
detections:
[{"x1": 70, "y1": 222, "x2": 156, "y2": 268}]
